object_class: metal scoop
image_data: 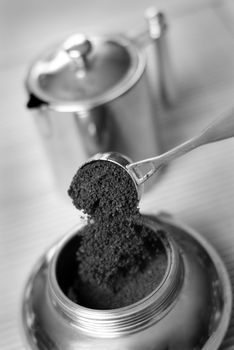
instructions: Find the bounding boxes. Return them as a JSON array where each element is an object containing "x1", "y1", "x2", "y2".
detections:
[{"x1": 90, "y1": 108, "x2": 234, "y2": 200}]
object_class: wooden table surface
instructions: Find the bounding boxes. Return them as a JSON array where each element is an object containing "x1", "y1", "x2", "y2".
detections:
[{"x1": 1, "y1": 0, "x2": 234, "y2": 349}]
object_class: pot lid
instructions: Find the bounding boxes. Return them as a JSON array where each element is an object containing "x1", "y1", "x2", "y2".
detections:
[{"x1": 26, "y1": 34, "x2": 144, "y2": 110}]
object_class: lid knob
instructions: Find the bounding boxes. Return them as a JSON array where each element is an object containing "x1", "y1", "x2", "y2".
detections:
[{"x1": 63, "y1": 34, "x2": 92, "y2": 70}]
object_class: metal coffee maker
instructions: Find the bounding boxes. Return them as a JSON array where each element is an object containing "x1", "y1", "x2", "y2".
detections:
[{"x1": 26, "y1": 8, "x2": 175, "y2": 196}]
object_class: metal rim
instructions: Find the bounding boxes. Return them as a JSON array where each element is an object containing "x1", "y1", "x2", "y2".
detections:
[
  {"x1": 21, "y1": 215, "x2": 233, "y2": 349},
  {"x1": 47, "y1": 217, "x2": 182, "y2": 336},
  {"x1": 162, "y1": 215, "x2": 233, "y2": 350}
]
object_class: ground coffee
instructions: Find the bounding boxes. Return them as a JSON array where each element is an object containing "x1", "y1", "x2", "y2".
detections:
[
  {"x1": 67, "y1": 159, "x2": 167, "y2": 309},
  {"x1": 68, "y1": 240, "x2": 167, "y2": 309},
  {"x1": 68, "y1": 160, "x2": 139, "y2": 223}
]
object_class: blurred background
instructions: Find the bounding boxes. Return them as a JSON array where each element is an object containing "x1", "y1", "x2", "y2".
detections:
[{"x1": 1, "y1": 0, "x2": 234, "y2": 349}]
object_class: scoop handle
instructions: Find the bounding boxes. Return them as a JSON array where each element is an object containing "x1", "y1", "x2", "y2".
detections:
[{"x1": 129, "y1": 108, "x2": 234, "y2": 184}]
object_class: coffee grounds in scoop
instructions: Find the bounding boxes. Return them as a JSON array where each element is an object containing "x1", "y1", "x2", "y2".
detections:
[{"x1": 68, "y1": 160, "x2": 139, "y2": 223}]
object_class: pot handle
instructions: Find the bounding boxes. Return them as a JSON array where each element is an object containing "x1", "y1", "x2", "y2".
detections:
[
  {"x1": 128, "y1": 8, "x2": 176, "y2": 106},
  {"x1": 145, "y1": 8, "x2": 176, "y2": 106},
  {"x1": 74, "y1": 106, "x2": 112, "y2": 156}
]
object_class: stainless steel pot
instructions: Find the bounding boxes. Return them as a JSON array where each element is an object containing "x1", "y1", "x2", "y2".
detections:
[
  {"x1": 21, "y1": 214, "x2": 232, "y2": 350},
  {"x1": 25, "y1": 8, "x2": 175, "y2": 195}
]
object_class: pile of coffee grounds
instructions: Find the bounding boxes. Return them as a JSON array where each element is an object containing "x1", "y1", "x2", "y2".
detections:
[
  {"x1": 67, "y1": 159, "x2": 167, "y2": 309},
  {"x1": 75, "y1": 219, "x2": 166, "y2": 290},
  {"x1": 68, "y1": 240, "x2": 167, "y2": 309}
]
